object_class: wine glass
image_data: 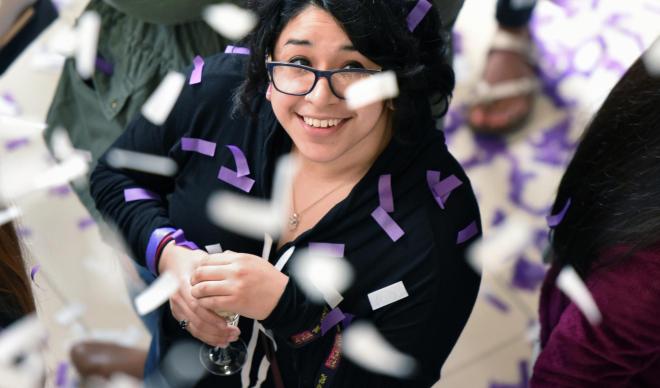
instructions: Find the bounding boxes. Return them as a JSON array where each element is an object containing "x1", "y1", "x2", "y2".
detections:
[{"x1": 199, "y1": 311, "x2": 247, "y2": 375}]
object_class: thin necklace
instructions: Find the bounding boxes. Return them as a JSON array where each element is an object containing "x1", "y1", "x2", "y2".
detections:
[{"x1": 289, "y1": 181, "x2": 348, "y2": 231}]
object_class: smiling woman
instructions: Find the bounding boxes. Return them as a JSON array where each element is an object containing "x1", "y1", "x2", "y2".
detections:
[{"x1": 90, "y1": 1, "x2": 480, "y2": 387}]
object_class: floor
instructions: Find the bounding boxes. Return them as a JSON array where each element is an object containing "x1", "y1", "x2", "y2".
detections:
[{"x1": 1, "y1": 0, "x2": 659, "y2": 387}]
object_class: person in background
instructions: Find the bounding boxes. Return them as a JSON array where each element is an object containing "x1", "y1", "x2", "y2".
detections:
[
  {"x1": 531, "y1": 56, "x2": 660, "y2": 386},
  {"x1": 44, "y1": 0, "x2": 240, "y2": 380},
  {"x1": 90, "y1": 0, "x2": 481, "y2": 386},
  {"x1": 0, "y1": 212, "x2": 36, "y2": 327},
  {"x1": 468, "y1": 0, "x2": 538, "y2": 134}
]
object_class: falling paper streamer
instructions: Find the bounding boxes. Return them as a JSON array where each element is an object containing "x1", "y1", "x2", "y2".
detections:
[
  {"x1": 141, "y1": 71, "x2": 186, "y2": 125},
  {"x1": 308, "y1": 243, "x2": 345, "y2": 257},
  {"x1": 0, "y1": 116, "x2": 46, "y2": 137},
  {"x1": 55, "y1": 361, "x2": 69, "y2": 388},
  {"x1": 190, "y1": 55, "x2": 204, "y2": 85},
  {"x1": 343, "y1": 322, "x2": 417, "y2": 378},
  {"x1": 75, "y1": 11, "x2": 101, "y2": 79},
  {"x1": 0, "y1": 206, "x2": 21, "y2": 226},
  {"x1": 378, "y1": 174, "x2": 394, "y2": 213},
  {"x1": 346, "y1": 71, "x2": 399, "y2": 110},
  {"x1": 225, "y1": 145, "x2": 251, "y2": 177},
  {"x1": 107, "y1": 148, "x2": 178, "y2": 176},
  {"x1": 0, "y1": 314, "x2": 47, "y2": 364},
  {"x1": 371, "y1": 206, "x2": 405, "y2": 242},
  {"x1": 290, "y1": 249, "x2": 354, "y2": 308},
  {"x1": 205, "y1": 243, "x2": 223, "y2": 254},
  {"x1": 406, "y1": 0, "x2": 432, "y2": 32},
  {"x1": 368, "y1": 281, "x2": 409, "y2": 311},
  {"x1": 4, "y1": 137, "x2": 29, "y2": 151},
  {"x1": 556, "y1": 266, "x2": 602, "y2": 325},
  {"x1": 262, "y1": 234, "x2": 273, "y2": 260},
  {"x1": 49, "y1": 127, "x2": 75, "y2": 161},
  {"x1": 30, "y1": 265, "x2": 40, "y2": 283},
  {"x1": 134, "y1": 271, "x2": 180, "y2": 315},
  {"x1": 224, "y1": 45, "x2": 250, "y2": 55},
  {"x1": 643, "y1": 36, "x2": 660, "y2": 76},
  {"x1": 547, "y1": 198, "x2": 571, "y2": 228},
  {"x1": 181, "y1": 137, "x2": 216, "y2": 157},
  {"x1": 32, "y1": 154, "x2": 89, "y2": 192},
  {"x1": 320, "y1": 307, "x2": 346, "y2": 336},
  {"x1": 123, "y1": 188, "x2": 159, "y2": 202},
  {"x1": 217, "y1": 167, "x2": 255, "y2": 193},
  {"x1": 456, "y1": 221, "x2": 479, "y2": 244},
  {"x1": 467, "y1": 218, "x2": 534, "y2": 273},
  {"x1": 203, "y1": 4, "x2": 257, "y2": 41},
  {"x1": 54, "y1": 303, "x2": 86, "y2": 326}
]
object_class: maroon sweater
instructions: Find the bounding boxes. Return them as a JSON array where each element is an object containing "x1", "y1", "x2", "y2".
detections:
[{"x1": 532, "y1": 249, "x2": 660, "y2": 387}]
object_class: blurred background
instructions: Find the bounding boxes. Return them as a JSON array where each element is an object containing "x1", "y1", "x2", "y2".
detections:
[{"x1": 1, "y1": 0, "x2": 659, "y2": 386}]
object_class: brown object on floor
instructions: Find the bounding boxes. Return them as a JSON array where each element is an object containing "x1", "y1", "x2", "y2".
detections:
[{"x1": 70, "y1": 341, "x2": 148, "y2": 379}]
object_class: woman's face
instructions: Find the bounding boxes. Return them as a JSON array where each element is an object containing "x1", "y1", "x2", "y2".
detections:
[{"x1": 267, "y1": 5, "x2": 391, "y2": 166}]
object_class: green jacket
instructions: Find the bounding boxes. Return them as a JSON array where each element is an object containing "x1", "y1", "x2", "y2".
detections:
[{"x1": 45, "y1": 0, "x2": 235, "y2": 218}]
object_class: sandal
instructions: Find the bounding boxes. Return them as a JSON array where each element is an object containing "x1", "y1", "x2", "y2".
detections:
[{"x1": 468, "y1": 28, "x2": 539, "y2": 135}]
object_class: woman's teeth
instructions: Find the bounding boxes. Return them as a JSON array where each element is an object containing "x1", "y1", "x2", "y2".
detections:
[{"x1": 303, "y1": 116, "x2": 342, "y2": 128}]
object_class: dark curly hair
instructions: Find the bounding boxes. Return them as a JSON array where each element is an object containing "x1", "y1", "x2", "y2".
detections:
[{"x1": 235, "y1": 0, "x2": 455, "y2": 142}]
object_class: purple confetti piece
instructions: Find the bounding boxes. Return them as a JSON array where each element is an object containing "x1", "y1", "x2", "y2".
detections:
[
  {"x1": 48, "y1": 185, "x2": 72, "y2": 197},
  {"x1": 308, "y1": 243, "x2": 345, "y2": 257},
  {"x1": 17, "y1": 227, "x2": 32, "y2": 238},
  {"x1": 371, "y1": 206, "x2": 404, "y2": 242},
  {"x1": 433, "y1": 174, "x2": 462, "y2": 204},
  {"x1": 190, "y1": 55, "x2": 204, "y2": 85},
  {"x1": 95, "y1": 56, "x2": 113, "y2": 76},
  {"x1": 378, "y1": 174, "x2": 394, "y2": 213},
  {"x1": 226, "y1": 145, "x2": 250, "y2": 177},
  {"x1": 456, "y1": 221, "x2": 478, "y2": 244},
  {"x1": 30, "y1": 264, "x2": 41, "y2": 282},
  {"x1": 406, "y1": 0, "x2": 432, "y2": 32},
  {"x1": 181, "y1": 137, "x2": 216, "y2": 157},
  {"x1": 123, "y1": 188, "x2": 160, "y2": 202},
  {"x1": 489, "y1": 360, "x2": 529, "y2": 388},
  {"x1": 483, "y1": 291, "x2": 510, "y2": 313},
  {"x1": 224, "y1": 45, "x2": 250, "y2": 55},
  {"x1": 171, "y1": 229, "x2": 200, "y2": 251},
  {"x1": 55, "y1": 361, "x2": 68, "y2": 387},
  {"x1": 218, "y1": 166, "x2": 255, "y2": 193},
  {"x1": 4, "y1": 137, "x2": 30, "y2": 151},
  {"x1": 511, "y1": 257, "x2": 547, "y2": 291},
  {"x1": 77, "y1": 217, "x2": 95, "y2": 230},
  {"x1": 320, "y1": 307, "x2": 346, "y2": 336},
  {"x1": 426, "y1": 170, "x2": 445, "y2": 209},
  {"x1": 342, "y1": 313, "x2": 355, "y2": 328},
  {"x1": 491, "y1": 209, "x2": 506, "y2": 227},
  {"x1": 546, "y1": 198, "x2": 571, "y2": 228}
]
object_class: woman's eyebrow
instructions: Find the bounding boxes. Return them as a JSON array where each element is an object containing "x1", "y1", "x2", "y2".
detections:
[{"x1": 284, "y1": 38, "x2": 356, "y2": 51}]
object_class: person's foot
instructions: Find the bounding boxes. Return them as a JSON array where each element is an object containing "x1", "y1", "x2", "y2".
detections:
[{"x1": 468, "y1": 27, "x2": 537, "y2": 135}]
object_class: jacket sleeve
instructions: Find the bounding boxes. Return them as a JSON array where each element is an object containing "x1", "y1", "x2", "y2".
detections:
[{"x1": 102, "y1": 0, "x2": 243, "y2": 25}]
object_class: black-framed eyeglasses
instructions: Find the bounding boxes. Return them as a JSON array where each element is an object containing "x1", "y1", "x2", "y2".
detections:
[{"x1": 266, "y1": 62, "x2": 381, "y2": 99}]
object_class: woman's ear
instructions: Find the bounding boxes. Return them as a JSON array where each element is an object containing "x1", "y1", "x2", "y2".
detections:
[{"x1": 266, "y1": 83, "x2": 273, "y2": 101}]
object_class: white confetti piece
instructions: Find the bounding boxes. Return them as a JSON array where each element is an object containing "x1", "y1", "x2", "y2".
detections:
[
  {"x1": 54, "y1": 303, "x2": 86, "y2": 326},
  {"x1": 203, "y1": 4, "x2": 257, "y2": 41},
  {"x1": 290, "y1": 249, "x2": 354, "y2": 308},
  {"x1": 207, "y1": 155, "x2": 296, "y2": 239},
  {"x1": 134, "y1": 271, "x2": 180, "y2": 315},
  {"x1": 467, "y1": 218, "x2": 534, "y2": 274},
  {"x1": 75, "y1": 11, "x2": 101, "y2": 79},
  {"x1": 0, "y1": 116, "x2": 46, "y2": 137},
  {"x1": 345, "y1": 71, "x2": 399, "y2": 110},
  {"x1": 0, "y1": 206, "x2": 21, "y2": 226},
  {"x1": 0, "y1": 350, "x2": 45, "y2": 388},
  {"x1": 343, "y1": 322, "x2": 417, "y2": 378},
  {"x1": 107, "y1": 148, "x2": 178, "y2": 176},
  {"x1": 367, "y1": 281, "x2": 409, "y2": 311},
  {"x1": 141, "y1": 71, "x2": 186, "y2": 126},
  {"x1": 262, "y1": 233, "x2": 273, "y2": 260},
  {"x1": 205, "y1": 243, "x2": 223, "y2": 254},
  {"x1": 642, "y1": 35, "x2": 660, "y2": 76},
  {"x1": 49, "y1": 127, "x2": 75, "y2": 161},
  {"x1": 274, "y1": 246, "x2": 295, "y2": 272},
  {"x1": 556, "y1": 266, "x2": 602, "y2": 325},
  {"x1": 0, "y1": 315, "x2": 46, "y2": 364},
  {"x1": 32, "y1": 154, "x2": 89, "y2": 192}
]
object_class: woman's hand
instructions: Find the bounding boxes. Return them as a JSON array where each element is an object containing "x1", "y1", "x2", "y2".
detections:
[
  {"x1": 158, "y1": 243, "x2": 240, "y2": 347},
  {"x1": 190, "y1": 251, "x2": 290, "y2": 320}
]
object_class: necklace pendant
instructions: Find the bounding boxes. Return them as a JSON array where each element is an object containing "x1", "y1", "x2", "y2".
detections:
[{"x1": 289, "y1": 213, "x2": 300, "y2": 230}]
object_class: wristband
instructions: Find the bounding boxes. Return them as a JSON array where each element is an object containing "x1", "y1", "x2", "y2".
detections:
[{"x1": 146, "y1": 227, "x2": 176, "y2": 275}]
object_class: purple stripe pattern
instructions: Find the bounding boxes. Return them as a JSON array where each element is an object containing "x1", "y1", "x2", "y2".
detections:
[
  {"x1": 371, "y1": 206, "x2": 404, "y2": 242},
  {"x1": 226, "y1": 145, "x2": 250, "y2": 177},
  {"x1": 546, "y1": 198, "x2": 571, "y2": 228},
  {"x1": 321, "y1": 307, "x2": 346, "y2": 336},
  {"x1": 124, "y1": 188, "x2": 160, "y2": 202},
  {"x1": 171, "y1": 229, "x2": 200, "y2": 251},
  {"x1": 224, "y1": 45, "x2": 251, "y2": 55},
  {"x1": 181, "y1": 137, "x2": 216, "y2": 157},
  {"x1": 309, "y1": 243, "x2": 345, "y2": 257},
  {"x1": 406, "y1": 0, "x2": 432, "y2": 32},
  {"x1": 190, "y1": 55, "x2": 204, "y2": 85},
  {"x1": 456, "y1": 221, "x2": 478, "y2": 244},
  {"x1": 378, "y1": 174, "x2": 394, "y2": 213},
  {"x1": 146, "y1": 227, "x2": 176, "y2": 275},
  {"x1": 218, "y1": 166, "x2": 255, "y2": 193},
  {"x1": 30, "y1": 264, "x2": 40, "y2": 282}
]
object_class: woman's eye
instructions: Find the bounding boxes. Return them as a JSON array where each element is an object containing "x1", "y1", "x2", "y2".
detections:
[
  {"x1": 343, "y1": 61, "x2": 365, "y2": 69},
  {"x1": 289, "y1": 57, "x2": 310, "y2": 66}
]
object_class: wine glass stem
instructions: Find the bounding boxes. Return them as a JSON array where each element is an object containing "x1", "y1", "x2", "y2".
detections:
[{"x1": 212, "y1": 346, "x2": 232, "y2": 365}]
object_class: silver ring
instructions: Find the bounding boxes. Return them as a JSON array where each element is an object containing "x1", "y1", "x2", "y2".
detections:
[{"x1": 179, "y1": 319, "x2": 188, "y2": 330}]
